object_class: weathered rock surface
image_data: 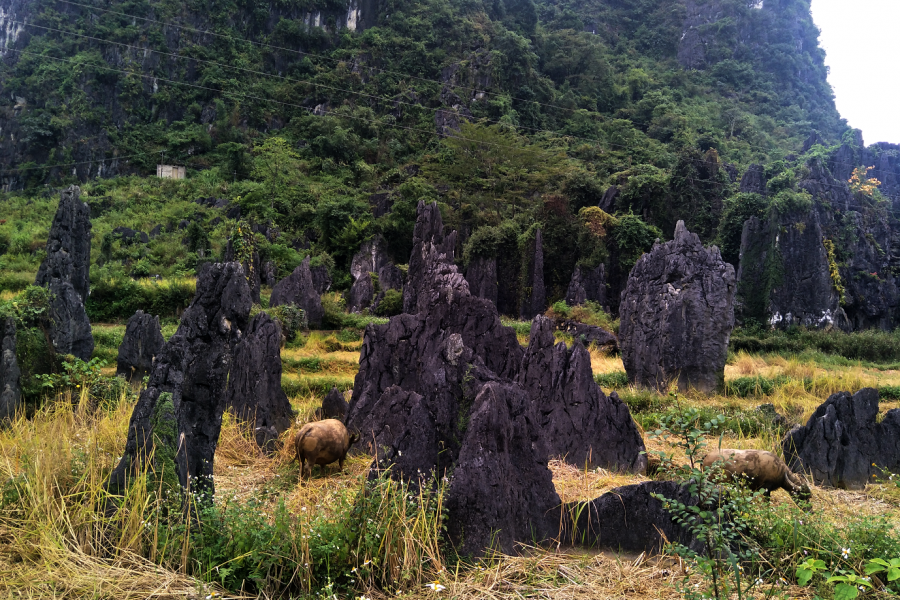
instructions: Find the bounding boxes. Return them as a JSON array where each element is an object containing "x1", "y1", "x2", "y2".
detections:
[
  {"x1": 224, "y1": 240, "x2": 261, "y2": 304},
  {"x1": 107, "y1": 262, "x2": 252, "y2": 498},
  {"x1": 739, "y1": 164, "x2": 767, "y2": 195},
  {"x1": 782, "y1": 388, "x2": 900, "y2": 490},
  {"x1": 565, "y1": 264, "x2": 608, "y2": 308},
  {"x1": 35, "y1": 185, "x2": 91, "y2": 302},
  {"x1": 317, "y1": 386, "x2": 349, "y2": 421},
  {"x1": 0, "y1": 318, "x2": 21, "y2": 421},
  {"x1": 347, "y1": 236, "x2": 403, "y2": 313},
  {"x1": 270, "y1": 256, "x2": 324, "y2": 328},
  {"x1": 116, "y1": 311, "x2": 164, "y2": 381},
  {"x1": 34, "y1": 186, "x2": 95, "y2": 360},
  {"x1": 598, "y1": 185, "x2": 619, "y2": 213},
  {"x1": 465, "y1": 255, "x2": 498, "y2": 306},
  {"x1": 347, "y1": 201, "x2": 646, "y2": 555},
  {"x1": 736, "y1": 156, "x2": 899, "y2": 331},
  {"x1": 224, "y1": 313, "x2": 294, "y2": 450},
  {"x1": 519, "y1": 317, "x2": 645, "y2": 470},
  {"x1": 402, "y1": 202, "x2": 457, "y2": 314},
  {"x1": 560, "y1": 482, "x2": 701, "y2": 553},
  {"x1": 310, "y1": 265, "x2": 332, "y2": 295},
  {"x1": 519, "y1": 228, "x2": 546, "y2": 320},
  {"x1": 47, "y1": 279, "x2": 95, "y2": 360},
  {"x1": 620, "y1": 221, "x2": 735, "y2": 393}
]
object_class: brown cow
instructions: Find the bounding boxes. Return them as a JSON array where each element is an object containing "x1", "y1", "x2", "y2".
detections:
[
  {"x1": 702, "y1": 449, "x2": 812, "y2": 507},
  {"x1": 291, "y1": 419, "x2": 359, "y2": 478}
]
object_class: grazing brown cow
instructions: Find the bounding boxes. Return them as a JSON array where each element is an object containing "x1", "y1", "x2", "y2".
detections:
[
  {"x1": 702, "y1": 449, "x2": 811, "y2": 507},
  {"x1": 292, "y1": 419, "x2": 359, "y2": 478}
]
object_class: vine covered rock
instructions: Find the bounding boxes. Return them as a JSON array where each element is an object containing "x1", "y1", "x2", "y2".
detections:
[{"x1": 619, "y1": 221, "x2": 735, "y2": 393}]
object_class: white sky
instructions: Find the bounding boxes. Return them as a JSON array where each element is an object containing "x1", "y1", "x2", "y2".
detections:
[{"x1": 811, "y1": 0, "x2": 900, "y2": 145}]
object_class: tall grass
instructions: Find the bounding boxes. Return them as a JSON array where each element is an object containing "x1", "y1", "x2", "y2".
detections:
[
  {"x1": 0, "y1": 389, "x2": 209, "y2": 598},
  {"x1": 0, "y1": 383, "x2": 448, "y2": 598}
]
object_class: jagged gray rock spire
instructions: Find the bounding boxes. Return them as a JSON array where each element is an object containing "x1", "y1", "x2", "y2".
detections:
[
  {"x1": 518, "y1": 316, "x2": 645, "y2": 471},
  {"x1": 619, "y1": 221, "x2": 735, "y2": 393},
  {"x1": 0, "y1": 318, "x2": 22, "y2": 421},
  {"x1": 347, "y1": 201, "x2": 646, "y2": 555},
  {"x1": 116, "y1": 311, "x2": 165, "y2": 381},
  {"x1": 35, "y1": 186, "x2": 94, "y2": 360},
  {"x1": 519, "y1": 228, "x2": 546, "y2": 320},
  {"x1": 565, "y1": 263, "x2": 608, "y2": 309},
  {"x1": 346, "y1": 235, "x2": 403, "y2": 313},
  {"x1": 107, "y1": 262, "x2": 252, "y2": 498},
  {"x1": 783, "y1": 388, "x2": 900, "y2": 490},
  {"x1": 223, "y1": 312, "x2": 294, "y2": 451},
  {"x1": 270, "y1": 256, "x2": 324, "y2": 328},
  {"x1": 36, "y1": 185, "x2": 91, "y2": 302}
]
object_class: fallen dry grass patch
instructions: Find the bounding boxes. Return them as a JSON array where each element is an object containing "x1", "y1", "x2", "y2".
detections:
[{"x1": 549, "y1": 459, "x2": 648, "y2": 504}]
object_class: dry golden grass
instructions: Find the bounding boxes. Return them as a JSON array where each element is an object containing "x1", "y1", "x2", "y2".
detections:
[
  {"x1": 549, "y1": 460, "x2": 647, "y2": 503},
  {"x1": 0, "y1": 391, "x2": 231, "y2": 599}
]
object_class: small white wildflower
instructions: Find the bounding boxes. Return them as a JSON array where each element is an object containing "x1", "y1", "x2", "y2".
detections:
[
  {"x1": 425, "y1": 582, "x2": 446, "y2": 592},
  {"x1": 842, "y1": 547, "x2": 851, "y2": 559}
]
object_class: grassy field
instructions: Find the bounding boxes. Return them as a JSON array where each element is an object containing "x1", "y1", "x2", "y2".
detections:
[{"x1": 1, "y1": 323, "x2": 899, "y2": 599}]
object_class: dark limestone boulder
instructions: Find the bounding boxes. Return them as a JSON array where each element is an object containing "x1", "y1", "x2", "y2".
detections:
[
  {"x1": 465, "y1": 255, "x2": 498, "y2": 306},
  {"x1": 347, "y1": 200, "x2": 648, "y2": 555},
  {"x1": 35, "y1": 185, "x2": 91, "y2": 302},
  {"x1": 116, "y1": 310, "x2": 165, "y2": 381},
  {"x1": 519, "y1": 228, "x2": 546, "y2": 320},
  {"x1": 149, "y1": 225, "x2": 163, "y2": 238},
  {"x1": 347, "y1": 236, "x2": 403, "y2": 313},
  {"x1": 519, "y1": 317, "x2": 644, "y2": 471},
  {"x1": 310, "y1": 265, "x2": 332, "y2": 295},
  {"x1": 619, "y1": 221, "x2": 735, "y2": 393},
  {"x1": 782, "y1": 388, "x2": 900, "y2": 490},
  {"x1": 560, "y1": 482, "x2": 701, "y2": 553},
  {"x1": 47, "y1": 279, "x2": 94, "y2": 360},
  {"x1": 261, "y1": 261, "x2": 277, "y2": 287},
  {"x1": 0, "y1": 318, "x2": 21, "y2": 421},
  {"x1": 35, "y1": 186, "x2": 94, "y2": 359},
  {"x1": 446, "y1": 379, "x2": 560, "y2": 555},
  {"x1": 316, "y1": 386, "x2": 349, "y2": 421},
  {"x1": 269, "y1": 256, "x2": 324, "y2": 328},
  {"x1": 598, "y1": 185, "x2": 619, "y2": 213},
  {"x1": 107, "y1": 262, "x2": 253, "y2": 498},
  {"x1": 565, "y1": 264, "x2": 608, "y2": 308},
  {"x1": 556, "y1": 320, "x2": 618, "y2": 353},
  {"x1": 402, "y1": 202, "x2": 457, "y2": 314},
  {"x1": 224, "y1": 313, "x2": 294, "y2": 450},
  {"x1": 739, "y1": 164, "x2": 767, "y2": 195},
  {"x1": 348, "y1": 328, "x2": 557, "y2": 556}
]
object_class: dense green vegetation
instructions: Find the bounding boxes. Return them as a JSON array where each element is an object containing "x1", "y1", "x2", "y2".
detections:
[{"x1": 0, "y1": 0, "x2": 854, "y2": 313}]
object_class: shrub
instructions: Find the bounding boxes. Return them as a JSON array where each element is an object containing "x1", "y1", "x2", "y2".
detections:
[
  {"x1": 594, "y1": 371, "x2": 628, "y2": 389},
  {"x1": 374, "y1": 288, "x2": 403, "y2": 317},
  {"x1": 86, "y1": 277, "x2": 195, "y2": 321},
  {"x1": 730, "y1": 325, "x2": 900, "y2": 363},
  {"x1": 546, "y1": 300, "x2": 617, "y2": 331}
]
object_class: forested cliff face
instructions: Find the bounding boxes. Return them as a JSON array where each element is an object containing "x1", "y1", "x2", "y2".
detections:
[{"x1": 2, "y1": 0, "x2": 900, "y2": 330}]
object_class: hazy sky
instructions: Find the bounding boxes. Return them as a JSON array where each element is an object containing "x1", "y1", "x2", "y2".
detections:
[{"x1": 811, "y1": 0, "x2": 900, "y2": 145}]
